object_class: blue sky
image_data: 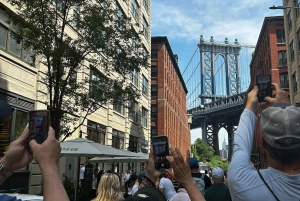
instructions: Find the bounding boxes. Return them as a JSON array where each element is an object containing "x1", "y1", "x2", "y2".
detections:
[{"x1": 151, "y1": 0, "x2": 283, "y2": 147}]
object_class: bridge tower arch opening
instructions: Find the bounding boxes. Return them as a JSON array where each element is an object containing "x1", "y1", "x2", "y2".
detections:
[{"x1": 218, "y1": 127, "x2": 229, "y2": 160}]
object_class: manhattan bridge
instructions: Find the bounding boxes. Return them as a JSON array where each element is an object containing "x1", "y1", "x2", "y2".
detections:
[{"x1": 182, "y1": 35, "x2": 255, "y2": 160}]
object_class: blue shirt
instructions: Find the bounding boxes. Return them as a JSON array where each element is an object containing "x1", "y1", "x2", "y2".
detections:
[{"x1": 228, "y1": 109, "x2": 300, "y2": 201}]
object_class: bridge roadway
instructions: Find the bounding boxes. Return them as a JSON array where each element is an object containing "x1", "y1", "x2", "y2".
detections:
[{"x1": 187, "y1": 92, "x2": 247, "y2": 160}]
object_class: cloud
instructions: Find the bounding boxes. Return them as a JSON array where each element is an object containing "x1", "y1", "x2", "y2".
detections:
[{"x1": 152, "y1": 0, "x2": 283, "y2": 45}]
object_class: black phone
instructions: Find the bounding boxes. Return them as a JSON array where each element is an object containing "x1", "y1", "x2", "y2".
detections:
[
  {"x1": 28, "y1": 110, "x2": 49, "y2": 145},
  {"x1": 256, "y1": 74, "x2": 272, "y2": 103},
  {"x1": 152, "y1": 136, "x2": 170, "y2": 170}
]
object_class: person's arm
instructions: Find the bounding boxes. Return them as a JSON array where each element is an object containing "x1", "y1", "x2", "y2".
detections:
[
  {"x1": 30, "y1": 127, "x2": 69, "y2": 201},
  {"x1": 0, "y1": 128, "x2": 33, "y2": 185},
  {"x1": 166, "y1": 149, "x2": 205, "y2": 201}
]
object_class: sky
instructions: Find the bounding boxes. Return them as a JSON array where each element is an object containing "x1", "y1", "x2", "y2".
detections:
[{"x1": 151, "y1": 0, "x2": 283, "y2": 148}]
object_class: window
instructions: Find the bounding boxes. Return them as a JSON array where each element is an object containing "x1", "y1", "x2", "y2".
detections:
[
  {"x1": 292, "y1": 72, "x2": 298, "y2": 92},
  {"x1": 142, "y1": 45, "x2": 148, "y2": 59},
  {"x1": 89, "y1": 67, "x2": 106, "y2": 98},
  {"x1": 151, "y1": 105, "x2": 157, "y2": 119},
  {"x1": 278, "y1": 50, "x2": 287, "y2": 66},
  {"x1": 290, "y1": 41, "x2": 295, "y2": 62},
  {"x1": 56, "y1": 0, "x2": 63, "y2": 11},
  {"x1": 131, "y1": 69, "x2": 138, "y2": 86},
  {"x1": 142, "y1": 17, "x2": 148, "y2": 38},
  {"x1": 87, "y1": 121, "x2": 106, "y2": 145},
  {"x1": 288, "y1": 12, "x2": 293, "y2": 31},
  {"x1": 276, "y1": 29, "x2": 285, "y2": 43},
  {"x1": 129, "y1": 100, "x2": 138, "y2": 122},
  {"x1": 298, "y1": 29, "x2": 300, "y2": 51},
  {"x1": 128, "y1": 135, "x2": 138, "y2": 152},
  {"x1": 151, "y1": 85, "x2": 157, "y2": 96},
  {"x1": 112, "y1": 129, "x2": 124, "y2": 149},
  {"x1": 116, "y1": 4, "x2": 125, "y2": 30},
  {"x1": 151, "y1": 65, "x2": 157, "y2": 77},
  {"x1": 151, "y1": 49, "x2": 157, "y2": 59},
  {"x1": 151, "y1": 127, "x2": 157, "y2": 139},
  {"x1": 295, "y1": 0, "x2": 300, "y2": 17},
  {"x1": 131, "y1": 0, "x2": 139, "y2": 21},
  {"x1": 73, "y1": 4, "x2": 80, "y2": 27},
  {"x1": 143, "y1": 0, "x2": 148, "y2": 11},
  {"x1": 113, "y1": 103, "x2": 124, "y2": 115},
  {"x1": 142, "y1": 75, "x2": 148, "y2": 95},
  {"x1": 141, "y1": 107, "x2": 148, "y2": 127},
  {"x1": 280, "y1": 73, "x2": 289, "y2": 88},
  {"x1": 0, "y1": 9, "x2": 34, "y2": 63}
]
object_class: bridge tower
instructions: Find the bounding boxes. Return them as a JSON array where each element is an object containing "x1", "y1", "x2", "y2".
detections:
[{"x1": 198, "y1": 36, "x2": 242, "y2": 157}]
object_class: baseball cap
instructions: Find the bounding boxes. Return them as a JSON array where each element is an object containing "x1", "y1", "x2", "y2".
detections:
[
  {"x1": 189, "y1": 158, "x2": 199, "y2": 169},
  {"x1": 138, "y1": 170, "x2": 147, "y2": 183},
  {"x1": 0, "y1": 100, "x2": 12, "y2": 119},
  {"x1": 128, "y1": 174, "x2": 137, "y2": 183},
  {"x1": 260, "y1": 102, "x2": 300, "y2": 149},
  {"x1": 212, "y1": 167, "x2": 224, "y2": 180},
  {"x1": 126, "y1": 186, "x2": 166, "y2": 201}
]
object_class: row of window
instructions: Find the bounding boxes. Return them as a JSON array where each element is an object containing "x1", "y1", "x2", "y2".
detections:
[
  {"x1": 287, "y1": 0, "x2": 300, "y2": 31},
  {"x1": 131, "y1": 0, "x2": 149, "y2": 39}
]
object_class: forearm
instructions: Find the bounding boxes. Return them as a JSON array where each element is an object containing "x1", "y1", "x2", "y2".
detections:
[
  {"x1": 41, "y1": 165, "x2": 69, "y2": 201},
  {"x1": 139, "y1": 172, "x2": 157, "y2": 189},
  {"x1": 0, "y1": 158, "x2": 14, "y2": 186},
  {"x1": 184, "y1": 180, "x2": 205, "y2": 201}
]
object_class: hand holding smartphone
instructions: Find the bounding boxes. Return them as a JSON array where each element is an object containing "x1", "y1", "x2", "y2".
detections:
[
  {"x1": 152, "y1": 136, "x2": 170, "y2": 170},
  {"x1": 28, "y1": 110, "x2": 49, "y2": 152},
  {"x1": 256, "y1": 74, "x2": 272, "y2": 103}
]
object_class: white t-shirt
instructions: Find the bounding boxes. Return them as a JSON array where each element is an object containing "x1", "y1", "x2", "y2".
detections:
[
  {"x1": 128, "y1": 184, "x2": 139, "y2": 195},
  {"x1": 79, "y1": 167, "x2": 85, "y2": 180},
  {"x1": 159, "y1": 177, "x2": 176, "y2": 200},
  {"x1": 124, "y1": 173, "x2": 131, "y2": 182},
  {"x1": 170, "y1": 188, "x2": 191, "y2": 201}
]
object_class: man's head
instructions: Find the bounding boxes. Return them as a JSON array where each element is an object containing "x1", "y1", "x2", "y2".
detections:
[
  {"x1": 126, "y1": 170, "x2": 129, "y2": 174},
  {"x1": 189, "y1": 158, "x2": 199, "y2": 172},
  {"x1": 212, "y1": 167, "x2": 224, "y2": 183},
  {"x1": 143, "y1": 161, "x2": 148, "y2": 170},
  {"x1": 260, "y1": 102, "x2": 300, "y2": 164}
]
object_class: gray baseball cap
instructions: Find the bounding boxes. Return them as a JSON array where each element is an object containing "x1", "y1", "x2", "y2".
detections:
[{"x1": 260, "y1": 102, "x2": 300, "y2": 149}]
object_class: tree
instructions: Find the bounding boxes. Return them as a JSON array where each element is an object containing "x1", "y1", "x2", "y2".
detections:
[
  {"x1": 5, "y1": 0, "x2": 148, "y2": 140},
  {"x1": 208, "y1": 155, "x2": 230, "y2": 172},
  {"x1": 191, "y1": 138, "x2": 214, "y2": 162}
]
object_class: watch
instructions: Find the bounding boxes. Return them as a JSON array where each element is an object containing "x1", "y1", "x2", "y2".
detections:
[{"x1": 0, "y1": 163, "x2": 12, "y2": 178}]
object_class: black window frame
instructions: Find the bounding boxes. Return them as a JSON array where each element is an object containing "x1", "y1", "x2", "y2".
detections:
[
  {"x1": 151, "y1": 49, "x2": 157, "y2": 59},
  {"x1": 151, "y1": 65, "x2": 157, "y2": 77},
  {"x1": 278, "y1": 50, "x2": 287, "y2": 66},
  {"x1": 276, "y1": 29, "x2": 285, "y2": 43},
  {"x1": 280, "y1": 72, "x2": 289, "y2": 88}
]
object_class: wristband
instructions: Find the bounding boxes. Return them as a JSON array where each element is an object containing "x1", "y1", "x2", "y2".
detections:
[{"x1": 0, "y1": 163, "x2": 12, "y2": 178}]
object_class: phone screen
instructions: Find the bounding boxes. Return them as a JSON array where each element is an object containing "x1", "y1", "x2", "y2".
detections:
[
  {"x1": 152, "y1": 136, "x2": 170, "y2": 170},
  {"x1": 29, "y1": 110, "x2": 49, "y2": 144},
  {"x1": 256, "y1": 74, "x2": 272, "y2": 102}
]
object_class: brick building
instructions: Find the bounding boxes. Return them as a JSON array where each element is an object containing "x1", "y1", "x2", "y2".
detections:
[
  {"x1": 249, "y1": 16, "x2": 289, "y2": 169},
  {"x1": 151, "y1": 36, "x2": 190, "y2": 156}
]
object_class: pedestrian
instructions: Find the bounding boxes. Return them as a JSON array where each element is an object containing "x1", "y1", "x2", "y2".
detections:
[
  {"x1": 80, "y1": 165, "x2": 85, "y2": 185},
  {"x1": 228, "y1": 83, "x2": 300, "y2": 200},
  {"x1": 190, "y1": 158, "x2": 212, "y2": 195},
  {"x1": 159, "y1": 172, "x2": 176, "y2": 200},
  {"x1": 204, "y1": 167, "x2": 229, "y2": 201}
]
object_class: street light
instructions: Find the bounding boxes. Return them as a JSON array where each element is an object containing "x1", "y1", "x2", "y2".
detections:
[{"x1": 269, "y1": 5, "x2": 300, "y2": 9}]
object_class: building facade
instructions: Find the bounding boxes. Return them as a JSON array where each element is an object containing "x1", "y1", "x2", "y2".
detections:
[
  {"x1": 0, "y1": 0, "x2": 151, "y2": 194},
  {"x1": 248, "y1": 16, "x2": 289, "y2": 169},
  {"x1": 283, "y1": 0, "x2": 300, "y2": 105},
  {"x1": 151, "y1": 36, "x2": 190, "y2": 157}
]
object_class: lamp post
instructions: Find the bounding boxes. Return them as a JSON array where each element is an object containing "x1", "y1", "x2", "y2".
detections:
[{"x1": 269, "y1": 5, "x2": 300, "y2": 9}]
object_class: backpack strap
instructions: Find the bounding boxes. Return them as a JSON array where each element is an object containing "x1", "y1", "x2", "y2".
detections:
[{"x1": 257, "y1": 170, "x2": 280, "y2": 201}]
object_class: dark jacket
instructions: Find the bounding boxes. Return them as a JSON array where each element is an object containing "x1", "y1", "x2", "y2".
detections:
[{"x1": 191, "y1": 172, "x2": 212, "y2": 190}]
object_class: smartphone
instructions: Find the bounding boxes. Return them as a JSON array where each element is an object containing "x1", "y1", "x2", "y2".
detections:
[
  {"x1": 256, "y1": 74, "x2": 272, "y2": 103},
  {"x1": 152, "y1": 136, "x2": 170, "y2": 170},
  {"x1": 28, "y1": 110, "x2": 49, "y2": 145}
]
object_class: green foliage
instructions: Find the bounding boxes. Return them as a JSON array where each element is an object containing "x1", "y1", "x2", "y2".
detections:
[
  {"x1": 191, "y1": 138, "x2": 214, "y2": 163},
  {"x1": 208, "y1": 155, "x2": 230, "y2": 172},
  {"x1": 62, "y1": 177, "x2": 90, "y2": 201},
  {"x1": 5, "y1": 0, "x2": 149, "y2": 140}
]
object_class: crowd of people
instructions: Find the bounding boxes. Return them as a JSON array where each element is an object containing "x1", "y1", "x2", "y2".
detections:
[{"x1": 0, "y1": 83, "x2": 300, "y2": 201}]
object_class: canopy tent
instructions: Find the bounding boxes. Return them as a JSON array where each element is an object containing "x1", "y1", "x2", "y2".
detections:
[
  {"x1": 60, "y1": 137, "x2": 139, "y2": 201},
  {"x1": 88, "y1": 152, "x2": 148, "y2": 163},
  {"x1": 60, "y1": 138, "x2": 138, "y2": 157}
]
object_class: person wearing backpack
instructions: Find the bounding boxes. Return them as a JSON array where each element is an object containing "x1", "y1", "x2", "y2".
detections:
[{"x1": 190, "y1": 158, "x2": 212, "y2": 195}]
